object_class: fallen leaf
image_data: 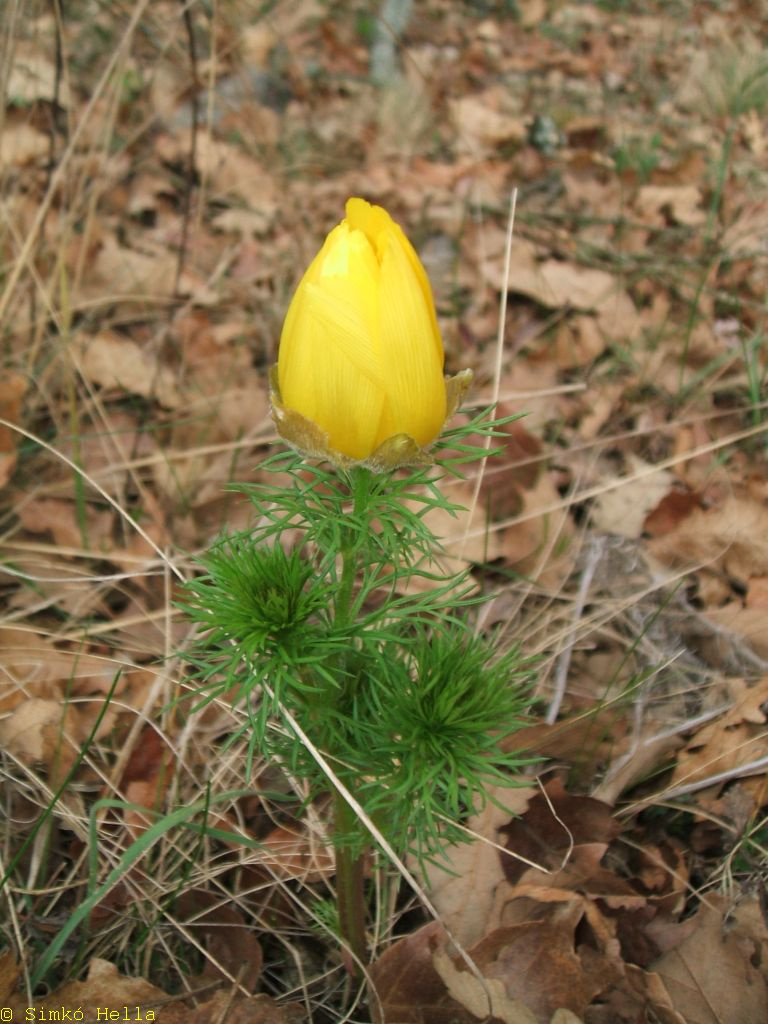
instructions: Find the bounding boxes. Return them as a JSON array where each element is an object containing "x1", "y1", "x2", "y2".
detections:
[
  {"x1": 670, "y1": 676, "x2": 768, "y2": 790},
  {"x1": 75, "y1": 331, "x2": 181, "y2": 408},
  {"x1": 432, "y1": 946, "x2": 538, "y2": 1024},
  {"x1": 120, "y1": 726, "x2": 176, "y2": 835},
  {"x1": 484, "y1": 253, "x2": 640, "y2": 343},
  {"x1": 746, "y1": 576, "x2": 768, "y2": 608},
  {"x1": 635, "y1": 185, "x2": 706, "y2": 226},
  {"x1": 0, "y1": 952, "x2": 19, "y2": 1004},
  {"x1": 195, "y1": 131, "x2": 279, "y2": 221},
  {"x1": 651, "y1": 897, "x2": 768, "y2": 1024},
  {"x1": 642, "y1": 489, "x2": 704, "y2": 537},
  {"x1": 6, "y1": 46, "x2": 71, "y2": 105},
  {"x1": 703, "y1": 603, "x2": 768, "y2": 660},
  {"x1": 722, "y1": 200, "x2": 768, "y2": 256},
  {"x1": 0, "y1": 371, "x2": 27, "y2": 487},
  {"x1": 6, "y1": 957, "x2": 299, "y2": 1024},
  {"x1": 257, "y1": 824, "x2": 335, "y2": 882},
  {"x1": 0, "y1": 122, "x2": 50, "y2": 165},
  {"x1": 0, "y1": 697, "x2": 65, "y2": 766},
  {"x1": 499, "y1": 778, "x2": 620, "y2": 885},
  {"x1": 427, "y1": 786, "x2": 535, "y2": 947},
  {"x1": 450, "y1": 89, "x2": 526, "y2": 152},
  {"x1": 88, "y1": 237, "x2": 180, "y2": 301},
  {"x1": 590, "y1": 458, "x2": 675, "y2": 538},
  {"x1": 176, "y1": 888, "x2": 263, "y2": 992},
  {"x1": 554, "y1": 315, "x2": 607, "y2": 369},
  {"x1": 369, "y1": 920, "x2": 474, "y2": 1024},
  {"x1": 455, "y1": 900, "x2": 616, "y2": 1022},
  {"x1": 649, "y1": 497, "x2": 768, "y2": 581},
  {"x1": 19, "y1": 497, "x2": 114, "y2": 549}
]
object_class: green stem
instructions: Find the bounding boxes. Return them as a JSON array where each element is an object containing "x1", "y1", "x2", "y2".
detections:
[
  {"x1": 334, "y1": 790, "x2": 367, "y2": 970},
  {"x1": 330, "y1": 468, "x2": 371, "y2": 970},
  {"x1": 335, "y1": 533, "x2": 359, "y2": 629}
]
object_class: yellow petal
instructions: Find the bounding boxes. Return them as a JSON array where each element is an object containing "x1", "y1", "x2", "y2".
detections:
[
  {"x1": 276, "y1": 197, "x2": 454, "y2": 463},
  {"x1": 376, "y1": 227, "x2": 445, "y2": 447}
]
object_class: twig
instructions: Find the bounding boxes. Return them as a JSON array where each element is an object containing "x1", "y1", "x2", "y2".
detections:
[
  {"x1": 175, "y1": 0, "x2": 201, "y2": 295},
  {"x1": 546, "y1": 535, "x2": 603, "y2": 724}
]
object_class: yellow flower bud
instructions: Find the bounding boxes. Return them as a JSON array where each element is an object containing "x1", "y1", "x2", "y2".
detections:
[{"x1": 272, "y1": 198, "x2": 470, "y2": 469}]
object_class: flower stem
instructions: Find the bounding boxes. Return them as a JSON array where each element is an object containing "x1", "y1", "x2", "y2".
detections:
[
  {"x1": 333, "y1": 790, "x2": 367, "y2": 971},
  {"x1": 330, "y1": 468, "x2": 371, "y2": 970}
]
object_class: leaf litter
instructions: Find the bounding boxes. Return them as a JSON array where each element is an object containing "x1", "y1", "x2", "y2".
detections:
[{"x1": 1, "y1": 0, "x2": 768, "y2": 1021}]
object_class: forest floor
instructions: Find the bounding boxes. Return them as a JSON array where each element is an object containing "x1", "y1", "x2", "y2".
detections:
[{"x1": 1, "y1": 2, "x2": 768, "y2": 1022}]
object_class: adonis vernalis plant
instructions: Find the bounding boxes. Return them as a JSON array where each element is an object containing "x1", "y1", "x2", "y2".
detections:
[{"x1": 183, "y1": 198, "x2": 535, "y2": 969}]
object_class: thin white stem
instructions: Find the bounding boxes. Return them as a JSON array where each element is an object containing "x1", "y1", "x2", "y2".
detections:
[{"x1": 546, "y1": 535, "x2": 603, "y2": 724}]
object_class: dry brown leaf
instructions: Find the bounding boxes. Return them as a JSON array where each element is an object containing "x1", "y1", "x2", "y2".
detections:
[
  {"x1": 0, "y1": 371, "x2": 27, "y2": 487},
  {"x1": 651, "y1": 897, "x2": 768, "y2": 1024},
  {"x1": 482, "y1": 247, "x2": 641, "y2": 344},
  {"x1": 642, "y1": 489, "x2": 704, "y2": 537},
  {"x1": 432, "y1": 947, "x2": 539, "y2": 1024},
  {"x1": 635, "y1": 185, "x2": 706, "y2": 226},
  {"x1": 593, "y1": 732, "x2": 685, "y2": 806},
  {"x1": 75, "y1": 331, "x2": 181, "y2": 408},
  {"x1": 0, "y1": 697, "x2": 66, "y2": 765},
  {"x1": 609, "y1": 964, "x2": 686, "y2": 1024},
  {"x1": 746, "y1": 575, "x2": 768, "y2": 608},
  {"x1": 257, "y1": 824, "x2": 335, "y2": 882},
  {"x1": 84, "y1": 231, "x2": 216, "y2": 303},
  {"x1": 241, "y1": 22, "x2": 279, "y2": 67},
  {"x1": 427, "y1": 786, "x2": 535, "y2": 947},
  {"x1": 120, "y1": 726, "x2": 176, "y2": 836},
  {"x1": 499, "y1": 778, "x2": 620, "y2": 886},
  {"x1": 0, "y1": 629, "x2": 154, "y2": 775},
  {"x1": 574, "y1": 381, "x2": 622, "y2": 441},
  {"x1": 461, "y1": 900, "x2": 615, "y2": 1022},
  {"x1": 427, "y1": 467, "x2": 571, "y2": 588},
  {"x1": 0, "y1": 629, "x2": 108, "y2": 697},
  {"x1": 493, "y1": 357, "x2": 562, "y2": 434},
  {"x1": 188, "y1": 991, "x2": 304, "y2": 1024},
  {"x1": 176, "y1": 888, "x2": 263, "y2": 992},
  {"x1": 450, "y1": 90, "x2": 527, "y2": 152},
  {"x1": 722, "y1": 200, "x2": 768, "y2": 256},
  {"x1": 0, "y1": 122, "x2": 50, "y2": 165},
  {"x1": 589, "y1": 458, "x2": 675, "y2": 538},
  {"x1": 554, "y1": 315, "x2": 606, "y2": 369},
  {"x1": 212, "y1": 207, "x2": 276, "y2": 236},
  {"x1": 10, "y1": 959, "x2": 173, "y2": 1021},
  {"x1": 0, "y1": 952, "x2": 19, "y2": 1004},
  {"x1": 703, "y1": 603, "x2": 768, "y2": 660},
  {"x1": 509, "y1": 845, "x2": 644, "y2": 913},
  {"x1": 6, "y1": 957, "x2": 299, "y2": 1024},
  {"x1": 19, "y1": 497, "x2": 114, "y2": 549},
  {"x1": 195, "y1": 131, "x2": 279, "y2": 220},
  {"x1": 670, "y1": 676, "x2": 768, "y2": 790},
  {"x1": 517, "y1": 261, "x2": 636, "y2": 321},
  {"x1": 369, "y1": 920, "x2": 473, "y2": 1024},
  {"x1": 562, "y1": 170, "x2": 621, "y2": 216},
  {"x1": 649, "y1": 496, "x2": 768, "y2": 581},
  {"x1": 517, "y1": 0, "x2": 547, "y2": 27},
  {"x1": 6, "y1": 46, "x2": 71, "y2": 105}
]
